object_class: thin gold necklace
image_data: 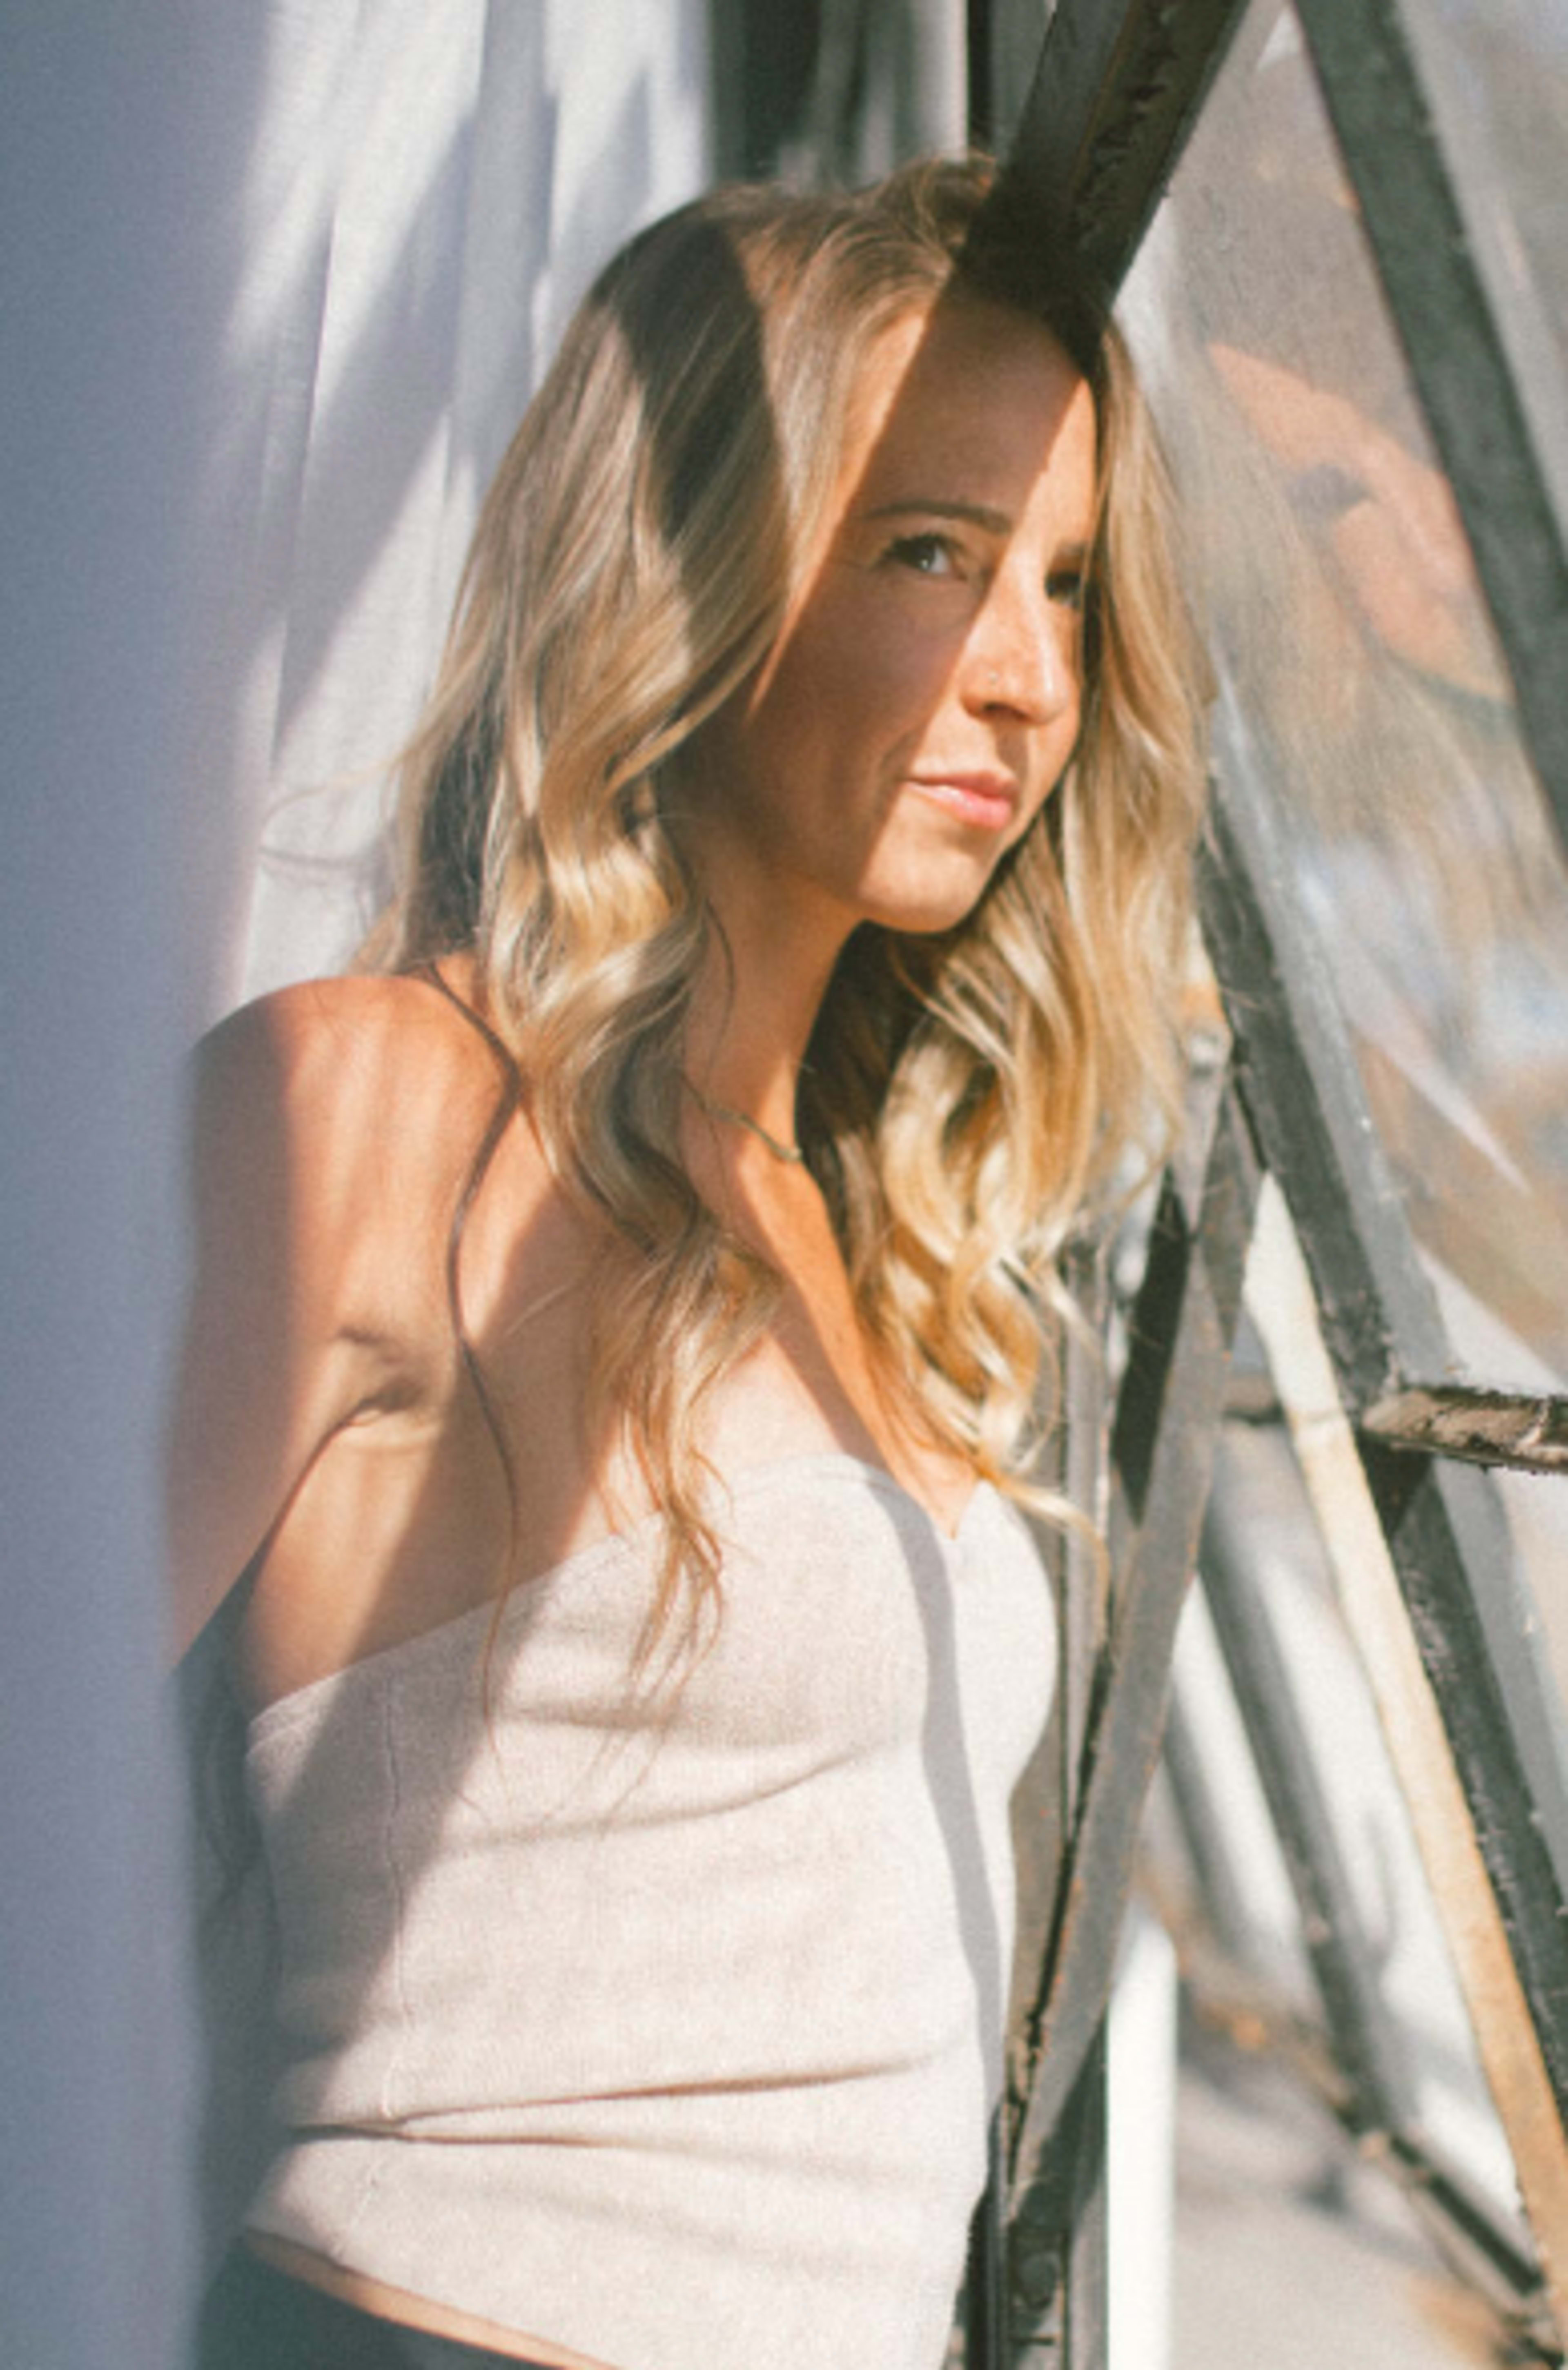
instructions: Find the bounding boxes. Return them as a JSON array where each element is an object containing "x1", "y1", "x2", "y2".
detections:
[{"x1": 686, "y1": 1082, "x2": 805, "y2": 1165}]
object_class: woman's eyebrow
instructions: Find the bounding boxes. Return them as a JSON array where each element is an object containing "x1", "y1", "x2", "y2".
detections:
[
  {"x1": 859, "y1": 497, "x2": 1014, "y2": 535},
  {"x1": 859, "y1": 498, "x2": 1094, "y2": 570}
]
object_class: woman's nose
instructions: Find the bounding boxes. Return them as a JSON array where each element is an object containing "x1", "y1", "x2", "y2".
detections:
[{"x1": 961, "y1": 581, "x2": 1077, "y2": 726}]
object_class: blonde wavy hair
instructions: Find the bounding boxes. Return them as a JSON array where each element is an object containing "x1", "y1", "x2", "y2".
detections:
[{"x1": 363, "y1": 156, "x2": 1209, "y2": 1641}]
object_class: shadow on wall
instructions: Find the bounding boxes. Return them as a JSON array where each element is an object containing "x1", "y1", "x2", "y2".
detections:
[
  {"x1": 1, "y1": 13, "x2": 276, "y2": 2370},
  {"x1": 185, "y1": 0, "x2": 712, "y2": 1015}
]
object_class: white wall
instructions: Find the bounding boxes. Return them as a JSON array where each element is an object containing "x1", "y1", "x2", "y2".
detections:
[
  {"x1": 0, "y1": 10, "x2": 708, "y2": 2364},
  {"x1": 200, "y1": 1, "x2": 712, "y2": 1007}
]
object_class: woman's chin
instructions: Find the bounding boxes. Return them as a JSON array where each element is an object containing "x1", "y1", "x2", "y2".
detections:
[{"x1": 855, "y1": 864, "x2": 1003, "y2": 940}]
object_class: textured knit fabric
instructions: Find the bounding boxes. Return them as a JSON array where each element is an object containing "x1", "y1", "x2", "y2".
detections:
[{"x1": 244, "y1": 1455, "x2": 1055, "y2": 2370}]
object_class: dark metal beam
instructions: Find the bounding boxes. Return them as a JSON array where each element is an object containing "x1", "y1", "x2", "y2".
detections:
[
  {"x1": 1362, "y1": 1387, "x2": 1568, "y2": 1480},
  {"x1": 962, "y1": 2116, "x2": 1010, "y2": 2370},
  {"x1": 1172, "y1": 1954, "x2": 1554, "y2": 2345},
  {"x1": 1009, "y1": 1062, "x2": 1259, "y2": 2208},
  {"x1": 1200, "y1": 1451, "x2": 1420, "y2": 2137},
  {"x1": 1059, "y1": 2030, "x2": 1109, "y2": 2370},
  {"x1": 969, "y1": 0, "x2": 1055, "y2": 157},
  {"x1": 1199, "y1": 755, "x2": 1568, "y2": 2111},
  {"x1": 1296, "y1": 0, "x2": 1568, "y2": 863},
  {"x1": 1004, "y1": 1241, "x2": 1112, "y2": 2367},
  {"x1": 995, "y1": 0, "x2": 1251, "y2": 313},
  {"x1": 1003, "y1": 2033, "x2": 1108, "y2": 2370}
]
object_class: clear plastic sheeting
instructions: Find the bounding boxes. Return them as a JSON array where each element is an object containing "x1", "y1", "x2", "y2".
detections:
[
  {"x1": 1401, "y1": 0, "x2": 1568, "y2": 510},
  {"x1": 1120, "y1": 0, "x2": 1568, "y2": 1395}
]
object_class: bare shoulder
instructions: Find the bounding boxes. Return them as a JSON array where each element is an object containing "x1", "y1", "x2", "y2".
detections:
[
  {"x1": 169, "y1": 969, "x2": 548, "y2": 1659},
  {"x1": 190, "y1": 968, "x2": 531, "y2": 1216},
  {"x1": 194, "y1": 969, "x2": 503, "y2": 1126},
  {"x1": 180, "y1": 965, "x2": 553, "y2": 1428}
]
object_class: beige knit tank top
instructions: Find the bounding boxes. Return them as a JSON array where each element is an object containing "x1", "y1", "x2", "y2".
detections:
[{"x1": 243, "y1": 1454, "x2": 1055, "y2": 2370}]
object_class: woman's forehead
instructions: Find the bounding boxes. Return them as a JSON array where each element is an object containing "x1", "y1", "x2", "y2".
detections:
[{"x1": 834, "y1": 295, "x2": 1096, "y2": 512}]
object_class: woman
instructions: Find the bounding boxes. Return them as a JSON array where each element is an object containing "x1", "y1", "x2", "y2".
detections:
[{"x1": 173, "y1": 158, "x2": 1206, "y2": 2370}]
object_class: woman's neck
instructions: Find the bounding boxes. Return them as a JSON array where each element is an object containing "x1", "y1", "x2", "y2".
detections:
[{"x1": 683, "y1": 902, "x2": 850, "y2": 1152}]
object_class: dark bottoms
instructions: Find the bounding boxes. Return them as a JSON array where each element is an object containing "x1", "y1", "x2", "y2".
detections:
[{"x1": 195, "y1": 2244, "x2": 565, "y2": 2370}]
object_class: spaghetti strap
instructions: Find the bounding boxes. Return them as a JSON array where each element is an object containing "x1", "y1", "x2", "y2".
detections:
[
  {"x1": 413, "y1": 959, "x2": 525, "y2": 1107},
  {"x1": 409, "y1": 960, "x2": 526, "y2": 1546}
]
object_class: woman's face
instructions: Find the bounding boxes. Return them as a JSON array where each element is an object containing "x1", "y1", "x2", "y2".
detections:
[{"x1": 683, "y1": 294, "x2": 1098, "y2": 953}]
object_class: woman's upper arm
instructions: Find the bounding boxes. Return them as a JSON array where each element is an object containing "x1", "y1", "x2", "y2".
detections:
[{"x1": 165, "y1": 983, "x2": 388, "y2": 1660}]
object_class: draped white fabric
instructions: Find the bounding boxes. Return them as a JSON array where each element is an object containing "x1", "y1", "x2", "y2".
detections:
[
  {"x1": 1, "y1": 10, "x2": 707, "y2": 2366},
  {"x1": 208, "y1": 1, "x2": 711, "y2": 1006}
]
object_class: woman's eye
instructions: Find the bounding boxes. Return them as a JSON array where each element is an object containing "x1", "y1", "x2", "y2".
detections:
[
  {"x1": 1047, "y1": 568, "x2": 1088, "y2": 613},
  {"x1": 886, "y1": 532, "x2": 962, "y2": 578}
]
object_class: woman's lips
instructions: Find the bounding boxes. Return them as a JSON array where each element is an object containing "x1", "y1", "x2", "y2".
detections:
[{"x1": 906, "y1": 773, "x2": 1018, "y2": 830}]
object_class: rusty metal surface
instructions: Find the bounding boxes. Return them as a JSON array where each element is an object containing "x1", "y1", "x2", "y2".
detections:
[
  {"x1": 963, "y1": 2115, "x2": 1011, "y2": 2370},
  {"x1": 1003, "y1": 1242, "x2": 1113, "y2": 2370},
  {"x1": 992, "y1": 0, "x2": 1251, "y2": 321},
  {"x1": 1005, "y1": 2029, "x2": 1109, "y2": 2370},
  {"x1": 1007, "y1": 1067, "x2": 1260, "y2": 2237},
  {"x1": 1160, "y1": 1607, "x2": 1560, "y2": 2352},
  {"x1": 960, "y1": 12, "x2": 1265, "y2": 2356},
  {"x1": 1245, "y1": 1179, "x2": 1568, "y2": 2345},
  {"x1": 958, "y1": 0, "x2": 1568, "y2": 2352},
  {"x1": 1361, "y1": 1387, "x2": 1568, "y2": 1479},
  {"x1": 1198, "y1": 762, "x2": 1568, "y2": 2114}
]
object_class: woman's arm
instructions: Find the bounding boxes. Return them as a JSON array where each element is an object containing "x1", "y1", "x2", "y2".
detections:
[{"x1": 165, "y1": 977, "x2": 455, "y2": 1662}]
